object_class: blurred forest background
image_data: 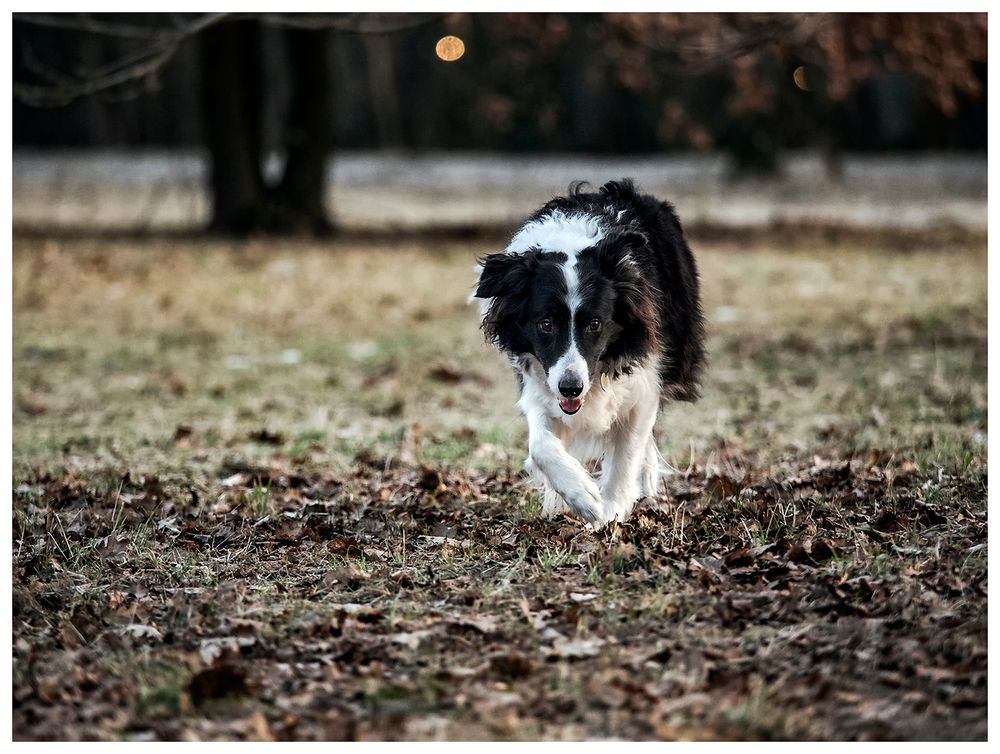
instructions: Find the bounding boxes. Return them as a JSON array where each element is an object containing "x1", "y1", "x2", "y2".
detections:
[{"x1": 12, "y1": 12, "x2": 988, "y2": 234}]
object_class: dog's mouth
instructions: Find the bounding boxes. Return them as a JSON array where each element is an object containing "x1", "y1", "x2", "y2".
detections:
[{"x1": 558, "y1": 396, "x2": 584, "y2": 415}]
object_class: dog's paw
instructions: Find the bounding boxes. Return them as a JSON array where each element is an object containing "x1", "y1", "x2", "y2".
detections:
[
  {"x1": 539, "y1": 487, "x2": 571, "y2": 518},
  {"x1": 603, "y1": 491, "x2": 641, "y2": 524},
  {"x1": 602, "y1": 485, "x2": 642, "y2": 522},
  {"x1": 559, "y1": 477, "x2": 604, "y2": 524}
]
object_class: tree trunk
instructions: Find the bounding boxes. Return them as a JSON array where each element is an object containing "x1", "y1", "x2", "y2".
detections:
[
  {"x1": 365, "y1": 34, "x2": 401, "y2": 148},
  {"x1": 270, "y1": 26, "x2": 335, "y2": 235},
  {"x1": 200, "y1": 19, "x2": 265, "y2": 235},
  {"x1": 199, "y1": 21, "x2": 333, "y2": 236}
]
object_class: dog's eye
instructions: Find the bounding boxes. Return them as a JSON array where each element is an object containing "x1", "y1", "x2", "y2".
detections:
[
  {"x1": 537, "y1": 319, "x2": 554, "y2": 334},
  {"x1": 586, "y1": 319, "x2": 602, "y2": 333}
]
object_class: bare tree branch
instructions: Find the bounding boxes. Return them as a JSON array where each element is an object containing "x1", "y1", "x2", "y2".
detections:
[
  {"x1": 13, "y1": 13, "x2": 226, "y2": 106},
  {"x1": 14, "y1": 45, "x2": 178, "y2": 106},
  {"x1": 14, "y1": 13, "x2": 181, "y2": 39},
  {"x1": 15, "y1": 12, "x2": 228, "y2": 41},
  {"x1": 606, "y1": 13, "x2": 833, "y2": 74},
  {"x1": 259, "y1": 12, "x2": 447, "y2": 35},
  {"x1": 13, "y1": 12, "x2": 447, "y2": 107}
]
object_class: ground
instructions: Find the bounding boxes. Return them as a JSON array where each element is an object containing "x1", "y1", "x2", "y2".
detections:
[{"x1": 12, "y1": 229, "x2": 987, "y2": 740}]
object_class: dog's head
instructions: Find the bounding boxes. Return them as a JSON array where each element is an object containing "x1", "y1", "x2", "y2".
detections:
[{"x1": 474, "y1": 229, "x2": 657, "y2": 415}]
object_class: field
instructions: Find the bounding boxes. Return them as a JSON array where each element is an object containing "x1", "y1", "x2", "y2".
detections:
[{"x1": 12, "y1": 230, "x2": 987, "y2": 740}]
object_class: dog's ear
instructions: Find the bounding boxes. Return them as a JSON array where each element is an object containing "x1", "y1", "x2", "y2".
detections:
[
  {"x1": 598, "y1": 230, "x2": 648, "y2": 277},
  {"x1": 474, "y1": 252, "x2": 534, "y2": 299},
  {"x1": 475, "y1": 252, "x2": 536, "y2": 354}
]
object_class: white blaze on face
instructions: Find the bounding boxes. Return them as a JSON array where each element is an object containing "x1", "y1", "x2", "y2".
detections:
[
  {"x1": 505, "y1": 210, "x2": 605, "y2": 403},
  {"x1": 547, "y1": 339, "x2": 589, "y2": 398},
  {"x1": 547, "y1": 252, "x2": 589, "y2": 399}
]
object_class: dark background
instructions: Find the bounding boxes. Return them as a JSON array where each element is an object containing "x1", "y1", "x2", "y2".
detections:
[
  {"x1": 12, "y1": 12, "x2": 988, "y2": 235},
  {"x1": 14, "y1": 13, "x2": 987, "y2": 153}
]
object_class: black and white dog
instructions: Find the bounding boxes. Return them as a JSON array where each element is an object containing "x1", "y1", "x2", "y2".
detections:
[{"x1": 473, "y1": 180, "x2": 705, "y2": 527}]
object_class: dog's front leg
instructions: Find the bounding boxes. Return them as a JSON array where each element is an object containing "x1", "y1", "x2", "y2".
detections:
[
  {"x1": 524, "y1": 457, "x2": 569, "y2": 517},
  {"x1": 601, "y1": 399, "x2": 659, "y2": 522},
  {"x1": 525, "y1": 411, "x2": 604, "y2": 525},
  {"x1": 639, "y1": 435, "x2": 664, "y2": 499}
]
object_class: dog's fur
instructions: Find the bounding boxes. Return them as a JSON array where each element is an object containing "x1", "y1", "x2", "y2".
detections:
[{"x1": 473, "y1": 179, "x2": 705, "y2": 526}]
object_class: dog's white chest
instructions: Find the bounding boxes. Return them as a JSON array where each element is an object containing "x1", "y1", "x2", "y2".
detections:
[
  {"x1": 557, "y1": 384, "x2": 622, "y2": 438},
  {"x1": 548, "y1": 361, "x2": 661, "y2": 462}
]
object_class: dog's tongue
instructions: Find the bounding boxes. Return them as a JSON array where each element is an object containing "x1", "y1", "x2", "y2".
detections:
[{"x1": 559, "y1": 397, "x2": 583, "y2": 414}]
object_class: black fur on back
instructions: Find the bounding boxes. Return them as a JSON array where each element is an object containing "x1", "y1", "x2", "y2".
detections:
[{"x1": 539, "y1": 179, "x2": 705, "y2": 401}]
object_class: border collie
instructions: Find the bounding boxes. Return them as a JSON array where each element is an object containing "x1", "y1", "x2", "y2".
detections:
[{"x1": 473, "y1": 180, "x2": 705, "y2": 527}]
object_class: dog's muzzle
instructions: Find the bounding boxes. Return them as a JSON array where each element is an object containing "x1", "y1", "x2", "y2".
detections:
[{"x1": 558, "y1": 373, "x2": 585, "y2": 414}]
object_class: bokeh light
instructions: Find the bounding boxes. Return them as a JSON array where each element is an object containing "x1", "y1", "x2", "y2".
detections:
[
  {"x1": 435, "y1": 35, "x2": 465, "y2": 62},
  {"x1": 793, "y1": 65, "x2": 809, "y2": 91}
]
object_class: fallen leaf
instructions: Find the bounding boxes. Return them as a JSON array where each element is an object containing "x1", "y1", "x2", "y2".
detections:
[
  {"x1": 391, "y1": 630, "x2": 436, "y2": 650},
  {"x1": 187, "y1": 665, "x2": 248, "y2": 706},
  {"x1": 550, "y1": 637, "x2": 606, "y2": 659},
  {"x1": 120, "y1": 624, "x2": 163, "y2": 642}
]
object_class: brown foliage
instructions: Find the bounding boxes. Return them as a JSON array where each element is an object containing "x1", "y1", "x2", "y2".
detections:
[{"x1": 13, "y1": 450, "x2": 986, "y2": 740}]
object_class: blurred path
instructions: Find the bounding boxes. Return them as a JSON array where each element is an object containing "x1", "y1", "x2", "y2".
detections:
[{"x1": 13, "y1": 150, "x2": 986, "y2": 234}]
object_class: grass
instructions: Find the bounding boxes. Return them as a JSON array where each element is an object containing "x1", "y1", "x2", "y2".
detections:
[
  {"x1": 13, "y1": 233, "x2": 986, "y2": 477},
  {"x1": 12, "y1": 230, "x2": 987, "y2": 741}
]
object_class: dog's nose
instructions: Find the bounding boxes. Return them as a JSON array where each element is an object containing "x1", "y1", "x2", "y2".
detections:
[{"x1": 558, "y1": 375, "x2": 583, "y2": 398}]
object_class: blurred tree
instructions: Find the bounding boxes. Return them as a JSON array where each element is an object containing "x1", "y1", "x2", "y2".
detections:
[
  {"x1": 13, "y1": 12, "x2": 439, "y2": 236},
  {"x1": 199, "y1": 18, "x2": 335, "y2": 234},
  {"x1": 13, "y1": 11, "x2": 988, "y2": 227},
  {"x1": 385, "y1": 12, "x2": 985, "y2": 170},
  {"x1": 601, "y1": 13, "x2": 987, "y2": 172}
]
